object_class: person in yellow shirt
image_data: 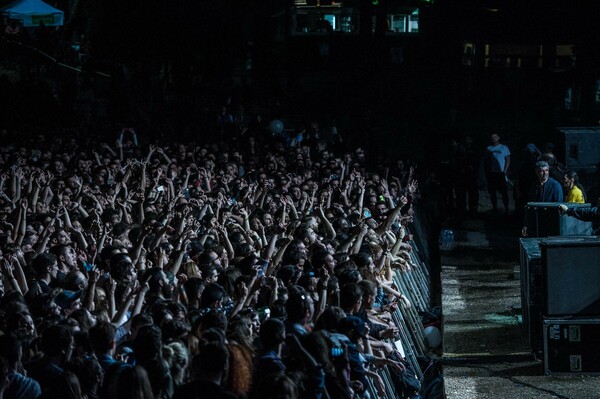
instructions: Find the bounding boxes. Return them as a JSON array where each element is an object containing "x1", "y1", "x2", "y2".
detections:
[{"x1": 563, "y1": 170, "x2": 586, "y2": 203}]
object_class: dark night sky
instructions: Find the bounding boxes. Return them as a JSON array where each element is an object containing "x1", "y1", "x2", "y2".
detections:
[{"x1": 3, "y1": 0, "x2": 600, "y2": 157}]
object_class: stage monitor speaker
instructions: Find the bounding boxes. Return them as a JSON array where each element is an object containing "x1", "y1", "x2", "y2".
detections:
[
  {"x1": 525, "y1": 202, "x2": 592, "y2": 238},
  {"x1": 519, "y1": 238, "x2": 544, "y2": 351},
  {"x1": 541, "y1": 237, "x2": 600, "y2": 316},
  {"x1": 559, "y1": 127, "x2": 600, "y2": 170},
  {"x1": 520, "y1": 237, "x2": 543, "y2": 303}
]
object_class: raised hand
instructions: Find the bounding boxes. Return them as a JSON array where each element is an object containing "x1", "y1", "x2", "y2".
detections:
[
  {"x1": 237, "y1": 281, "x2": 248, "y2": 298},
  {"x1": 89, "y1": 267, "x2": 101, "y2": 284},
  {"x1": 381, "y1": 179, "x2": 390, "y2": 195},
  {"x1": 1, "y1": 256, "x2": 16, "y2": 279},
  {"x1": 176, "y1": 273, "x2": 188, "y2": 286},
  {"x1": 108, "y1": 277, "x2": 117, "y2": 295},
  {"x1": 408, "y1": 180, "x2": 418, "y2": 194},
  {"x1": 77, "y1": 248, "x2": 89, "y2": 264}
]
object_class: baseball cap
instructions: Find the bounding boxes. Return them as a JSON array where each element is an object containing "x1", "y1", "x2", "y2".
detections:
[{"x1": 54, "y1": 290, "x2": 83, "y2": 309}]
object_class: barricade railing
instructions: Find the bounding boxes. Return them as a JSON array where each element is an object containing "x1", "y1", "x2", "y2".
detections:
[{"x1": 363, "y1": 226, "x2": 434, "y2": 398}]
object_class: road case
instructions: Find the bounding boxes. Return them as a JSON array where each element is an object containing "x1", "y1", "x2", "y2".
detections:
[{"x1": 543, "y1": 318, "x2": 600, "y2": 375}]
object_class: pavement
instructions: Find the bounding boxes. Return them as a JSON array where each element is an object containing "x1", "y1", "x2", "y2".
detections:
[{"x1": 441, "y1": 192, "x2": 600, "y2": 398}]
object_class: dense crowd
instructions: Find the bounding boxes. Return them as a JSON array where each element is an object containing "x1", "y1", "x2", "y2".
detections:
[{"x1": 0, "y1": 115, "x2": 422, "y2": 399}]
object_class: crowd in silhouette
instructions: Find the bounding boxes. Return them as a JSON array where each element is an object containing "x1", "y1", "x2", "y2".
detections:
[{"x1": 0, "y1": 111, "x2": 422, "y2": 399}]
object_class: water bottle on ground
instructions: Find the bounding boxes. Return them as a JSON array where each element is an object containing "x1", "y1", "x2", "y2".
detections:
[{"x1": 440, "y1": 229, "x2": 454, "y2": 251}]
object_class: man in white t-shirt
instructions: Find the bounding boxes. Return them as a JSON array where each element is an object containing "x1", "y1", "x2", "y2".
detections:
[{"x1": 485, "y1": 133, "x2": 511, "y2": 213}]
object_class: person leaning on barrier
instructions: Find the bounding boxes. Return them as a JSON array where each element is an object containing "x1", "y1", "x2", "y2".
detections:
[
  {"x1": 521, "y1": 161, "x2": 564, "y2": 237},
  {"x1": 337, "y1": 316, "x2": 404, "y2": 398},
  {"x1": 559, "y1": 199, "x2": 600, "y2": 235},
  {"x1": 528, "y1": 161, "x2": 563, "y2": 203}
]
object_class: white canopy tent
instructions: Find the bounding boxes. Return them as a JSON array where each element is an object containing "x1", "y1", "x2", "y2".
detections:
[{"x1": 1, "y1": 0, "x2": 64, "y2": 27}]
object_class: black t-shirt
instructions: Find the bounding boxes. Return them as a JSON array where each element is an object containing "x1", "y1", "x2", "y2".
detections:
[
  {"x1": 24, "y1": 279, "x2": 51, "y2": 303},
  {"x1": 174, "y1": 379, "x2": 238, "y2": 399},
  {"x1": 27, "y1": 359, "x2": 72, "y2": 399}
]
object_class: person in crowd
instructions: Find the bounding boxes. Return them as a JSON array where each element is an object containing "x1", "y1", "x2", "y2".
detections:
[
  {"x1": 252, "y1": 317, "x2": 287, "y2": 389},
  {"x1": 484, "y1": 133, "x2": 511, "y2": 214},
  {"x1": 0, "y1": 111, "x2": 423, "y2": 399},
  {"x1": 540, "y1": 152, "x2": 567, "y2": 186},
  {"x1": 49, "y1": 243, "x2": 78, "y2": 288},
  {"x1": 162, "y1": 341, "x2": 189, "y2": 387},
  {"x1": 0, "y1": 334, "x2": 42, "y2": 399},
  {"x1": 563, "y1": 170, "x2": 585, "y2": 204},
  {"x1": 527, "y1": 160, "x2": 564, "y2": 203},
  {"x1": 113, "y1": 365, "x2": 155, "y2": 399},
  {"x1": 224, "y1": 314, "x2": 254, "y2": 396},
  {"x1": 174, "y1": 343, "x2": 238, "y2": 399},
  {"x1": 89, "y1": 320, "x2": 131, "y2": 397},
  {"x1": 285, "y1": 289, "x2": 314, "y2": 336},
  {"x1": 25, "y1": 253, "x2": 58, "y2": 302},
  {"x1": 26, "y1": 324, "x2": 76, "y2": 398},
  {"x1": 133, "y1": 325, "x2": 174, "y2": 399},
  {"x1": 522, "y1": 161, "x2": 564, "y2": 236}
]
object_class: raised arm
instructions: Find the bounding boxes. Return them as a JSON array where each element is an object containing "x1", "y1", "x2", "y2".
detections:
[
  {"x1": 316, "y1": 206, "x2": 336, "y2": 241},
  {"x1": 13, "y1": 199, "x2": 27, "y2": 246},
  {"x1": 375, "y1": 195, "x2": 408, "y2": 236},
  {"x1": 1, "y1": 257, "x2": 23, "y2": 296}
]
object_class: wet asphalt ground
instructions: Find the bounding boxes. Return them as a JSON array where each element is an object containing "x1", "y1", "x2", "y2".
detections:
[{"x1": 441, "y1": 192, "x2": 600, "y2": 398}]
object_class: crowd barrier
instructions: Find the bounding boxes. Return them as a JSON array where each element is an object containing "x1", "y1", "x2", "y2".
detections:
[{"x1": 363, "y1": 225, "x2": 436, "y2": 398}]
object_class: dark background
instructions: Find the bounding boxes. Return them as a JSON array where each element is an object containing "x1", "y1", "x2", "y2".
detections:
[{"x1": 2, "y1": 0, "x2": 600, "y2": 165}]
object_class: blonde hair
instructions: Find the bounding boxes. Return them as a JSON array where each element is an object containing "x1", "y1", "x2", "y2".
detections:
[
  {"x1": 163, "y1": 341, "x2": 189, "y2": 385},
  {"x1": 182, "y1": 261, "x2": 201, "y2": 278},
  {"x1": 94, "y1": 287, "x2": 107, "y2": 307}
]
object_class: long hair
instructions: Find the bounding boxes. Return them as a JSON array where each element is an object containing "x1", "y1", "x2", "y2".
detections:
[
  {"x1": 63, "y1": 370, "x2": 84, "y2": 399},
  {"x1": 227, "y1": 315, "x2": 255, "y2": 354},
  {"x1": 565, "y1": 170, "x2": 586, "y2": 202},
  {"x1": 163, "y1": 341, "x2": 189, "y2": 386},
  {"x1": 114, "y1": 365, "x2": 155, "y2": 399}
]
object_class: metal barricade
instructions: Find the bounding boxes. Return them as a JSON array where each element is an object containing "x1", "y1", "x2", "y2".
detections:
[{"x1": 362, "y1": 227, "x2": 434, "y2": 398}]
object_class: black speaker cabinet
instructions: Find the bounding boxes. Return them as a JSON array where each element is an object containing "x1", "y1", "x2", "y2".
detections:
[
  {"x1": 519, "y1": 238, "x2": 544, "y2": 351},
  {"x1": 520, "y1": 238, "x2": 543, "y2": 303},
  {"x1": 541, "y1": 237, "x2": 600, "y2": 317},
  {"x1": 543, "y1": 318, "x2": 600, "y2": 375},
  {"x1": 559, "y1": 126, "x2": 600, "y2": 170},
  {"x1": 525, "y1": 202, "x2": 592, "y2": 238}
]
